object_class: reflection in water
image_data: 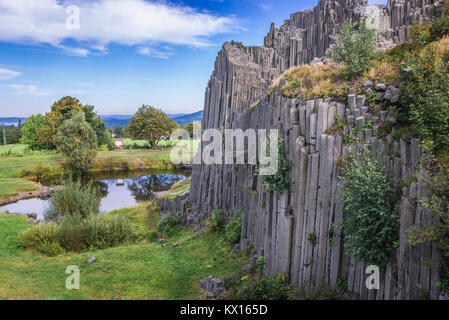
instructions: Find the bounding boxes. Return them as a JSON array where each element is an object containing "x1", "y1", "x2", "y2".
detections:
[
  {"x1": 0, "y1": 170, "x2": 190, "y2": 220},
  {"x1": 127, "y1": 174, "x2": 184, "y2": 201}
]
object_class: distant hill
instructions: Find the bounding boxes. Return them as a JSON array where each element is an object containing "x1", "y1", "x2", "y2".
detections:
[
  {"x1": 0, "y1": 111, "x2": 203, "y2": 128},
  {"x1": 0, "y1": 117, "x2": 27, "y2": 127},
  {"x1": 100, "y1": 110, "x2": 203, "y2": 127},
  {"x1": 169, "y1": 111, "x2": 203, "y2": 126}
]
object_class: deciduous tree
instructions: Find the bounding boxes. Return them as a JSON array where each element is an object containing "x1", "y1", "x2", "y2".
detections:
[
  {"x1": 55, "y1": 111, "x2": 97, "y2": 171},
  {"x1": 126, "y1": 105, "x2": 178, "y2": 149}
]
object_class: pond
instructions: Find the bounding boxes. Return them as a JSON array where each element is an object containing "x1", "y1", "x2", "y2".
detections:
[{"x1": 0, "y1": 170, "x2": 190, "y2": 221}]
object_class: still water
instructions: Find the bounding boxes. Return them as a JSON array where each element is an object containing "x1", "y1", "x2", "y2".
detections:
[{"x1": 0, "y1": 170, "x2": 190, "y2": 221}]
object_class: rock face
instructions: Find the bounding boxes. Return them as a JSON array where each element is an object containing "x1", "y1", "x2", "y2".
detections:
[{"x1": 162, "y1": 0, "x2": 442, "y2": 299}]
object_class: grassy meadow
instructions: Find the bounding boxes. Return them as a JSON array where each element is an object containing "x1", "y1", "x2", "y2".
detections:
[
  {"x1": 0, "y1": 140, "x2": 199, "y2": 201},
  {"x1": 0, "y1": 203, "x2": 247, "y2": 299}
]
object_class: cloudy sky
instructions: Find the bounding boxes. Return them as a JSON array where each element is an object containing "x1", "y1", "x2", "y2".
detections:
[{"x1": 0, "y1": 0, "x2": 386, "y2": 117}]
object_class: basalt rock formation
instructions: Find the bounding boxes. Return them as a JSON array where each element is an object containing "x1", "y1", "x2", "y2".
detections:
[{"x1": 160, "y1": 0, "x2": 445, "y2": 299}]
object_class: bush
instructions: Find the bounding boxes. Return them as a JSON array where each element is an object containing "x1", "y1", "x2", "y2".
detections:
[
  {"x1": 224, "y1": 210, "x2": 242, "y2": 245},
  {"x1": 210, "y1": 209, "x2": 225, "y2": 230},
  {"x1": 233, "y1": 273, "x2": 294, "y2": 300},
  {"x1": 406, "y1": 167, "x2": 449, "y2": 294},
  {"x1": 333, "y1": 19, "x2": 378, "y2": 79},
  {"x1": 17, "y1": 223, "x2": 65, "y2": 256},
  {"x1": 82, "y1": 215, "x2": 133, "y2": 250},
  {"x1": 45, "y1": 179, "x2": 100, "y2": 221},
  {"x1": 430, "y1": 10, "x2": 449, "y2": 42},
  {"x1": 18, "y1": 215, "x2": 133, "y2": 254},
  {"x1": 157, "y1": 211, "x2": 182, "y2": 234},
  {"x1": 260, "y1": 138, "x2": 291, "y2": 194},
  {"x1": 148, "y1": 230, "x2": 159, "y2": 242},
  {"x1": 57, "y1": 215, "x2": 85, "y2": 252},
  {"x1": 400, "y1": 41, "x2": 449, "y2": 154},
  {"x1": 340, "y1": 148, "x2": 397, "y2": 269}
]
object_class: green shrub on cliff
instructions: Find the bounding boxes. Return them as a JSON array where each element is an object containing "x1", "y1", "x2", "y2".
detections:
[
  {"x1": 224, "y1": 210, "x2": 242, "y2": 245},
  {"x1": 400, "y1": 38, "x2": 449, "y2": 155},
  {"x1": 340, "y1": 148, "x2": 397, "y2": 269},
  {"x1": 333, "y1": 19, "x2": 378, "y2": 79},
  {"x1": 260, "y1": 138, "x2": 291, "y2": 194},
  {"x1": 406, "y1": 167, "x2": 449, "y2": 294}
]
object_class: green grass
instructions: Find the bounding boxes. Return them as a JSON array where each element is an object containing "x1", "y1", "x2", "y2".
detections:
[
  {"x1": 0, "y1": 144, "x2": 28, "y2": 155},
  {"x1": 0, "y1": 141, "x2": 199, "y2": 201},
  {"x1": 159, "y1": 178, "x2": 191, "y2": 200},
  {"x1": 0, "y1": 178, "x2": 40, "y2": 200},
  {"x1": 0, "y1": 206, "x2": 248, "y2": 299}
]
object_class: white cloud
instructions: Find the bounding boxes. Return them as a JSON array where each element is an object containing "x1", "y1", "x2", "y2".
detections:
[
  {"x1": 0, "y1": 68, "x2": 21, "y2": 80},
  {"x1": 5, "y1": 84, "x2": 53, "y2": 96},
  {"x1": 137, "y1": 46, "x2": 173, "y2": 59},
  {"x1": 0, "y1": 0, "x2": 239, "y2": 56},
  {"x1": 258, "y1": 3, "x2": 272, "y2": 12}
]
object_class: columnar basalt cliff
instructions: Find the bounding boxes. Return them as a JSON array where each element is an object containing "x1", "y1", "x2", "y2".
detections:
[{"x1": 160, "y1": 0, "x2": 444, "y2": 299}]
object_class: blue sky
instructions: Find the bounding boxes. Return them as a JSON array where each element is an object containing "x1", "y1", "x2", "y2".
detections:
[{"x1": 0, "y1": 0, "x2": 386, "y2": 117}]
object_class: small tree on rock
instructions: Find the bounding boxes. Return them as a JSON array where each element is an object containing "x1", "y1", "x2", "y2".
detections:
[
  {"x1": 333, "y1": 18, "x2": 378, "y2": 79},
  {"x1": 55, "y1": 111, "x2": 97, "y2": 171}
]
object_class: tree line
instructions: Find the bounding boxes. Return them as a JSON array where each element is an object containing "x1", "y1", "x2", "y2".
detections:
[{"x1": 20, "y1": 97, "x2": 183, "y2": 171}]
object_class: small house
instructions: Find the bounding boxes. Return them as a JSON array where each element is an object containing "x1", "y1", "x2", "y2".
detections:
[{"x1": 114, "y1": 138, "x2": 123, "y2": 149}]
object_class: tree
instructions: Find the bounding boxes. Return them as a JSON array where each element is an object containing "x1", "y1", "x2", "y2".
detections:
[
  {"x1": 21, "y1": 114, "x2": 44, "y2": 150},
  {"x1": 183, "y1": 122, "x2": 194, "y2": 138},
  {"x1": 114, "y1": 124, "x2": 124, "y2": 138},
  {"x1": 126, "y1": 105, "x2": 178, "y2": 148},
  {"x1": 6, "y1": 125, "x2": 22, "y2": 144},
  {"x1": 38, "y1": 111, "x2": 63, "y2": 150},
  {"x1": 55, "y1": 111, "x2": 98, "y2": 171},
  {"x1": 102, "y1": 129, "x2": 115, "y2": 151},
  {"x1": 333, "y1": 19, "x2": 378, "y2": 79},
  {"x1": 38, "y1": 97, "x2": 107, "y2": 150},
  {"x1": 2, "y1": 124, "x2": 6, "y2": 145}
]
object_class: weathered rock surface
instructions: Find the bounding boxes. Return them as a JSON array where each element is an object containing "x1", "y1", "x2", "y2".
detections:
[
  {"x1": 199, "y1": 276, "x2": 226, "y2": 300},
  {"x1": 161, "y1": 0, "x2": 442, "y2": 300}
]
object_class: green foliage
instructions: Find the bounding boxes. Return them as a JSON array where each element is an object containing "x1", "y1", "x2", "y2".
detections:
[
  {"x1": 157, "y1": 211, "x2": 182, "y2": 234},
  {"x1": 335, "y1": 278, "x2": 348, "y2": 292},
  {"x1": 81, "y1": 215, "x2": 133, "y2": 250},
  {"x1": 126, "y1": 105, "x2": 178, "y2": 149},
  {"x1": 45, "y1": 179, "x2": 100, "y2": 221},
  {"x1": 333, "y1": 19, "x2": 378, "y2": 79},
  {"x1": 101, "y1": 129, "x2": 115, "y2": 151},
  {"x1": 55, "y1": 110, "x2": 98, "y2": 170},
  {"x1": 183, "y1": 122, "x2": 194, "y2": 138},
  {"x1": 35, "y1": 97, "x2": 106, "y2": 150},
  {"x1": 114, "y1": 124, "x2": 125, "y2": 138},
  {"x1": 400, "y1": 42, "x2": 449, "y2": 154},
  {"x1": 148, "y1": 230, "x2": 159, "y2": 242},
  {"x1": 429, "y1": 10, "x2": 449, "y2": 42},
  {"x1": 210, "y1": 209, "x2": 225, "y2": 230},
  {"x1": 307, "y1": 231, "x2": 317, "y2": 245},
  {"x1": 340, "y1": 148, "x2": 397, "y2": 269},
  {"x1": 18, "y1": 214, "x2": 133, "y2": 254},
  {"x1": 17, "y1": 223, "x2": 64, "y2": 256},
  {"x1": 405, "y1": 167, "x2": 449, "y2": 294},
  {"x1": 294, "y1": 284, "x2": 338, "y2": 300},
  {"x1": 256, "y1": 256, "x2": 266, "y2": 274},
  {"x1": 233, "y1": 272, "x2": 294, "y2": 300},
  {"x1": 21, "y1": 114, "x2": 44, "y2": 150},
  {"x1": 224, "y1": 210, "x2": 242, "y2": 245},
  {"x1": 260, "y1": 138, "x2": 291, "y2": 194}
]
